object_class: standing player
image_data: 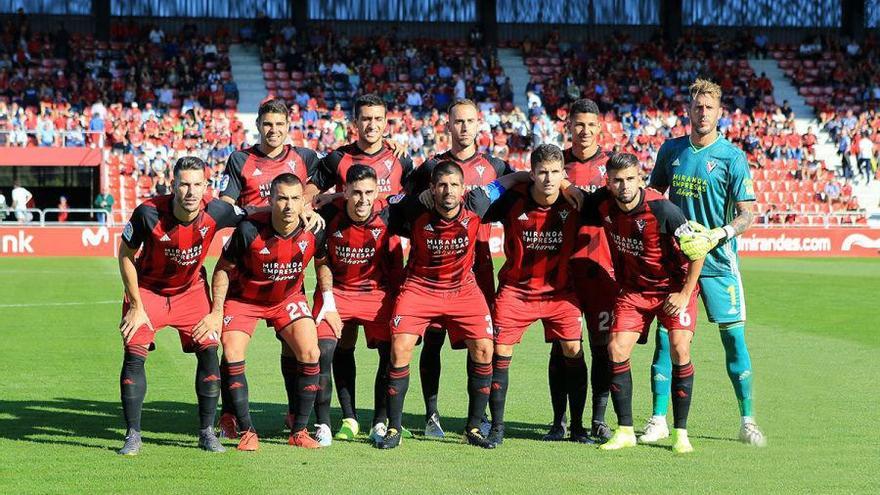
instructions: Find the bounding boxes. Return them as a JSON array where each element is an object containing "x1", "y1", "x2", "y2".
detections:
[
  {"x1": 647, "y1": 79, "x2": 766, "y2": 447},
  {"x1": 116, "y1": 156, "x2": 245, "y2": 455},
  {"x1": 378, "y1": 162, "x2": 522, "y2": 449},
  {"x1": 312, "y1": 164, "x2": 404, "y2": 446},
  {"x1": 577, "y1": 153, "x2": 705, "y2": 454},
  {"x1": 482, "y1": 144, "x2": 588, "y2": 445},
  {"x1": 306, "y1": 94, "x2": 411, "y2": 441},
  {"x1": 408, "y1": 98, "x2": 513, "y2": 437},
  {"x1": 216, "y1": 98, "x2": 320, "y2": 438},
  {"x1": 550, "y1": 98, "x2": 617, "y2": 443},
  {"x1": 204, "y1": 173, "x2": 338, "y2": 450}
]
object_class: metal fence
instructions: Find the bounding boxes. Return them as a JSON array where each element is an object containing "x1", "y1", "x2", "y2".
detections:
[{"x1": 0, "y1": 130, "x2": 105, "y2": 148}]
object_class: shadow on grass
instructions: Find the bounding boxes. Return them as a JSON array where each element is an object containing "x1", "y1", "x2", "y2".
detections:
[{"x1": 0, "y1": 398, "x2": 551, "y2": 450}]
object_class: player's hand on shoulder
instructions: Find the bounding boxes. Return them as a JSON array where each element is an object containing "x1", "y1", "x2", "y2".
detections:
[
  {"x1": 301, "y1": 209, "x2": 325, "y2": 232},
  {"x1": 385, "y1": 138, "x2": 408, "y2": 159},
  {"x1": 313, "y1": 192, "x2": 341, "y2": 210},
  {"x1": 120, "y1": 305, "x2": 153, "y2": 344},
  {"x1": 418, "y1": 189, "x2": 434, "y2": 209},
  {"x1": 562, "y1": 183, "x2": 584, "y2": 210},
  {"x1": 191, "y1": 311, "x2": 223, "y2": 345}
]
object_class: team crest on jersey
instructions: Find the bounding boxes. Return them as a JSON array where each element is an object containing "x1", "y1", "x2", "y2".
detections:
[
  {"x1": 460, "y1": 217, "x2": 471, "y2": 228},
  {"x1": 333, "y1": 230, "x2": 344, "y2": 238},
  {"x1": 199, "y1": 226, "x2": 209, "y2": 238},
  {"x1": 123, "y1": 222, "x2": 134, "y2": 242},
  {"x1": 218, "y1": 174, "x2": 230, "y2": 192},
  {"x1": 475, "y1": 165, "x2": 486, "y2": 177},
  {"x1": 251, "y1": 168, "x2": 262, "y2": 177},
  {"x1": 298, "y1": 240, "x2": 309, "y2": 252},
  {"x1": 706, "y1": 160, "x2": 717, "y2": 173},
  {"x1": 159, "y1": 233, "x2": 171, "y2": 242},
  {"x1": 383, "y1": 159, "x2": 393, "y2": 172},
  {"x1": 598, "y1": 166, "x2": 606, "y2": 175},
  {"x1": 259, "y1": 247, "x2": 271, "y2": 255},
  {"x1": 392, "y1": 315, "x2": 402, "y2": 327},
  {"x1": 370, "y1": 228, "x2": 382, "y2": 240},
  {"x1": 287, "y1": 160, "x2": 298, "y2": 173},
  {"x1": 635, "y1": 219, "x2": 647, "y2": 232},
  {"x1": 559, "y1": 210, "x2": 570, "y2": 221},
  {"x1": 671, "y1": 159, "x2": 681, "y2": 168},
  {"x1": 388, "y1": 193, "x2": 405, "y2": 205}
]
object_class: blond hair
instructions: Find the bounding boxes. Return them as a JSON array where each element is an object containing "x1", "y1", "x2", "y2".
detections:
[{"x1": 689, "y1": 78, "x2": 722, "y2": 102}]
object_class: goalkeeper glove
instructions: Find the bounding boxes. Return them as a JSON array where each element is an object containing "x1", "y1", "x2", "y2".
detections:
[{"x1": 678, "y1": 220, "x2": 715, "y2": 260}]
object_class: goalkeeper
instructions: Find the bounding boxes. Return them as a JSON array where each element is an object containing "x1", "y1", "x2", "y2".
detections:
[{"x1": 645, "y1": 78, "x2": 766, "y2": 447}]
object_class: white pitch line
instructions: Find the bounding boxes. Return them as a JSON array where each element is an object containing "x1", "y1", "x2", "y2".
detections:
[{"x1": 0, "y1": 300, "x2": 118, "y2": 308}]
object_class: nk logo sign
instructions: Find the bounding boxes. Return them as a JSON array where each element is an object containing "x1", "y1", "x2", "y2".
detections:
[{"x1": 1, "y1": 230, "x2": 34, "y2": 253}]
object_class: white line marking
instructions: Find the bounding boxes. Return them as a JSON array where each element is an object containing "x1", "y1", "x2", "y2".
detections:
[{"x1": 0, "y1": 300, "x2": 118, "y2": 308}]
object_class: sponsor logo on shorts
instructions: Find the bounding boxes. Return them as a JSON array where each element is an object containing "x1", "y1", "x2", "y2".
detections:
[{"x1": 223, "y1": 316, "x2": 233, "y2": 326}]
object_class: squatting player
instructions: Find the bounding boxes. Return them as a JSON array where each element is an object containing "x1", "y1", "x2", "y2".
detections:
[
  {"x1": 312, "y1": 164, "x2": 404, "y2": 446},
  {"x1": 307, "y1": 94, "x2": 411, "y2": 441},
  {"x1": 379, "y1": 162, "x2": 522, "y2": 449},
  {"x1": 647, "y1": 79, "x2": 766, "y2": 447},
  {"x1": 216, "y1": 98, "x2": 320, "y2": 438},
  {"x1": 482, "y1": 144, "x2": 589, "y2": 445},
  {"x1": 554, "y1": 98, "x2": 618, "y2": 443},
  {"x1": 205, "y1": 173, "x2": 337, "y2": 451},
  {"x1": 116, "y1": 156, "x2": 245, "y2": 455},
  {"x1": 578, "y1": 153, "x2": 705, "y2": 454},
  {"x1": 407, "y1": 98, "x2": 513, "y2": 437}
]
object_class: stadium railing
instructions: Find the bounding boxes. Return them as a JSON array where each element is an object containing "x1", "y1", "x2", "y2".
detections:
[
  {"x1": 0, "y1": 208, "x2": 123, "y2": 226},
  {"x1": 0, "y1": 131, "x2": 106, "y2": 148}
]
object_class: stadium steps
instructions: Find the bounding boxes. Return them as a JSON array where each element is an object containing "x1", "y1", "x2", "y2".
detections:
[
  {"x1": 498, "y1": 48, "x2": 531, "y2": 111},
  {"x1": 750, "y1": 58, "x2": 840, "y2": 169},
  {"x1": 230, "y1": 44, "x2": 265, "y2": 145}
]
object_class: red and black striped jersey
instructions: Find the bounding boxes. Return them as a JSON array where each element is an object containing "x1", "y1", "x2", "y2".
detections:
[
  {"x1": 221, "y1": 217, "x2": 327, "y2": 304},
  {"x1": 318, "y1": 198, "x2": 402, "y2": 292},
  {"x1": 483, "y1": 183, "x2": 581, "y2": 299},
  {"x1": 411, "y1": 151, "x2": 512, "y2": 194},
  {"x1": 387, "y1": 190, "x2": 493, "y2": 291},
  {"x1": 564, "y1": 147, "x2": 614, "y2": 276},
  {"x1": 122, "y1": 195, "x2": 244, "y2": 296},
  {"x1": 581, "y1": 188, "x2": 690, "y2": 293},
  {"x1": 220, "y1": 144, "x2": 319, "y2": 207},
  {"x1": 311, "y1": 142, "x2": 414, "y2": 198}
]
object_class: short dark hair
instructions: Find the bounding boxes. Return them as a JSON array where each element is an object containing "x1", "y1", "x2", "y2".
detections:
[
  {"x1": 173, "y1": 156, "x2": 206, "y2": 178},
  {"x1": 530, "y1": 144, "x2": 564, "y2": 169},
  {"x1": 345, "y1": 164, "x2": 377, "y2": 184},
  {"x1": 354, "y1": 94, "x2": 386, "y2": 118},
  {"x1": 430, "y1": 161, "x2": 464, "y2": 184},
  {"x1": 258, "y1": 98, "x2": 289, "y2": 121},
  {"x1": 606, "y1": 152, "x2": 639, "y2": 172},
  {"x1": 569, "y1": 98, "x2": 600, "y2": 118},
  {"x1": 270, "y1": 172, "x2": 302, "y2": 196},
  {"x1": 447, "y1": 98, "x2": 479, "y2": 116}
]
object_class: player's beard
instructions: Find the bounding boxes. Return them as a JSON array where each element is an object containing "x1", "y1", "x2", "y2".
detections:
[
  {"x1": 615, "y1": 190, "x2": 637, "y2": 205},
  {"x1": 177, "y1": 194, "x2": 200, "y2": 213},
  {"x1": 437, "y1": 194, "x2": 459, "y2": 213}
]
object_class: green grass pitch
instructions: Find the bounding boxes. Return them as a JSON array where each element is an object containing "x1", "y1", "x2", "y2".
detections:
[{"x1": 0, "y1": 257, "x2": 877, "y2": 494}]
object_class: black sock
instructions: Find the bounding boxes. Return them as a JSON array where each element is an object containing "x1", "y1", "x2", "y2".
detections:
[
  {"x1": 280, "y1": 355, "x2": 299, "y2": 415},
  {"x1": 564, "y1": 351, "x2": 588, "y2": 431},
  {"x1": 373, "y1": 343, "x2": 391, "y2": 426},
  {"x1": 120, "y1": 348, "x2": 148, "y2": 432},
  {"x1": 293, "y1": 362, "x2": 320, "y2": 432},
  {"x1": 672, "y1": 362, "x2": 695, "y2": 429},
  {"x1": 609, "y1": 360, "x2": 633, "y2": 427},
  {"x1": 548, "y1": 342, "x2": 567, "y2": 426},
  {"x1": 219, "y1": 357, "x2": 233, "y2": 415},
  {"x1": 589, "y1": 341, "x2": 611, "y2": 424},
  {"x1": 315, "y1": 339, "x2": 336, "y2": 427},
  {"x1": 223, "y1": 360, "x2": 252, "y2": 431},
  {"x1": 419, "y1": 329, "x2": 445, "y2": 418},
  {"x1": 466, "y1": 357, "x2": 492, "y2": 430},
  {"x1": 387, "y1": 364, "x2": 410, "y2": 430},
  {"x1": 194, "y1": 346, "x2": 221, "y2": 430},
  {"x1": 488, "y1": 355, "x2": 511, "y2": 427},
  {"x1": 332, "y1": 346, "x2": 357, "y2": 420}
]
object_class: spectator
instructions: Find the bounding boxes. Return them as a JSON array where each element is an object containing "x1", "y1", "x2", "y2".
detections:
[
  {"x1": 93, "y1": 187, "x2": 114, "y2": 225},
  {"x1": 11, "y1": 180, "x2": 32, "y2": 223},
  {"x1": 57, "y1": 195, "x2": 68, "y2": 222},
  {"x1": 857, "y1": 132, "x2": 874, "y2": 183}
]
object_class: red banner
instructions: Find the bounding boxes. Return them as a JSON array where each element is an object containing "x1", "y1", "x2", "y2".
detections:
[
  {"x1": 1, "y1": 226, "x2": 878, "y2": 257},
  {"x1": 0, "y1": 147, "x2": 103, "y2": 167}
]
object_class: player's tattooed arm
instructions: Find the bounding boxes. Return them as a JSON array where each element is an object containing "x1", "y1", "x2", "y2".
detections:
[
  {"x1": 191, "y1": 260, "x2": 232, "y2": 344},
  {"x1": 729, "y1": 200, "x2": 756, "y2": 237},
  {"x1": 314, "y1": 258, "x2": 342, "y2": 337},
  {"x1": 118, "y1": 243, "x2": 152, "y2": 343}
]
